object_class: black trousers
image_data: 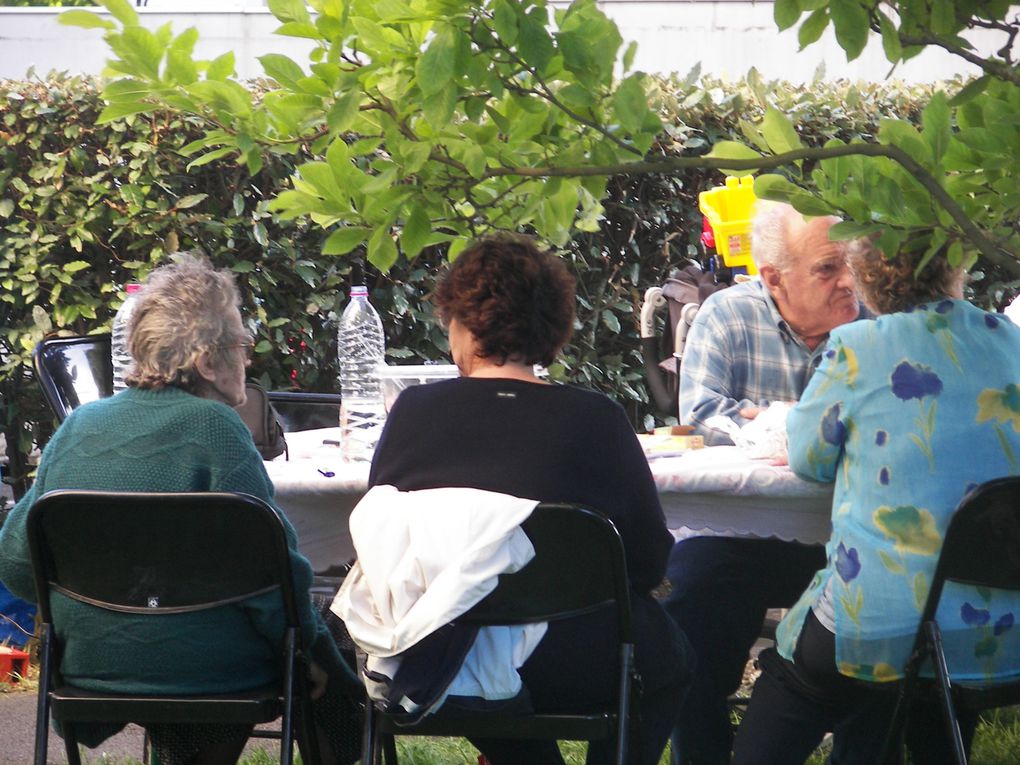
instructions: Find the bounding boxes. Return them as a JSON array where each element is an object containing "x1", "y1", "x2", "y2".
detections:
[
  {"x1": 664, "y1": 537, "x2": 826, "y2": 765},
  {"x1": 471, "y1": 594, "x2": 694, "y2": 765},
  {"x1": 731, "y1": 611, "x2": 978, "y2": 765}
]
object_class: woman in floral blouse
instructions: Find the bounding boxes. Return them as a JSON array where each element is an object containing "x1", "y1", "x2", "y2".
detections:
[{"x1": 731, "y1": 240, "x2": 1020, "y2": 765}]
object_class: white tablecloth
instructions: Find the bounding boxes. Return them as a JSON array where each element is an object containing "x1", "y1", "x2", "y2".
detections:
[{"x1": 266, "y1": 429, "x2": 834, "y2": 572}]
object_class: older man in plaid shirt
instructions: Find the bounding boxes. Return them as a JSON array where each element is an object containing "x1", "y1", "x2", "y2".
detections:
[{"x1": 666, "y1": 202, "x2": 869, "y2": 765}]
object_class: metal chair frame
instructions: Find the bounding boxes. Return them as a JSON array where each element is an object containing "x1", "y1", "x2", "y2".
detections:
[
  {"x1": 881, "y1": 476, "x2": 1020, "y2": 765},
  {"x1": 361, "y1": 503, "x2": 639, "y2": 765},
  {"x1": 27, "y1": 490, "x2": 323, "y2": 765}
]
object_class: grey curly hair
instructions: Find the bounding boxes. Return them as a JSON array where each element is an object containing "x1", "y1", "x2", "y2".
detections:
[{"x1": 125, "y1": 253, "x2": 246, "y2": 391}]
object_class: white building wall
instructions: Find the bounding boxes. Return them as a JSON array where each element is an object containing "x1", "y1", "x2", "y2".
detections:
[{"x1": 0, "y1": 2, "x2": 1003, "y2": 83}]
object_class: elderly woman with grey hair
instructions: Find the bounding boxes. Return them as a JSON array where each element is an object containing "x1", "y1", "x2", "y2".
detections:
[{"x1": 0, "y1": 254, "x2": 358, "y2": 765}]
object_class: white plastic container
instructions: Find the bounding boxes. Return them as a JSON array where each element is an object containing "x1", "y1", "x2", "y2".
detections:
[
  {"x1": 377, "y1": 364, "x2": 460, "y2": 413},
  {"x1": 111, "y1": 283, "x2": 143, "y2": 393}
]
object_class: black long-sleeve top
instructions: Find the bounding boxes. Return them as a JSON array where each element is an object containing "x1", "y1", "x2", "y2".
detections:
[{"x1": 369, "y1": 377, "x2": 672, "y2": 593}]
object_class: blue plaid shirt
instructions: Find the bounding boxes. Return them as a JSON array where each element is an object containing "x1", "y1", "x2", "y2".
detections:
[{"x1": 678, "y1": 279, "x2": 834, "y2": 445}]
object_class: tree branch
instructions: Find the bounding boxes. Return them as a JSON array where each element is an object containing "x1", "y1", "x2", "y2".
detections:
[{"x1": 477, "y1": 142, "x2": 1017, "y2": 273}]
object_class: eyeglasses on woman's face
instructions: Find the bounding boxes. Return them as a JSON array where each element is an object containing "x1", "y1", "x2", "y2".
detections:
[{"x1": 216, "y1": 339, "x2": 255, "y2": 363}]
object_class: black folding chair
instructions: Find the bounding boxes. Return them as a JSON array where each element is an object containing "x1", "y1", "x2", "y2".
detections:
[
  {"x1": 33, "y1": 333, "x2": 341, "y2": 432},
  {"x1": 32, "y1": 334, "x2": 113, "y2": 423},
  {"x1": 881, "y1": 476, "x2": 1020, "y2": 765},
  {"x1": 361, "y1": 503, "x2": 639, "y2": 765},
  {"x1": 27, "y1": 490, "x2": 324, "y2": 765}
]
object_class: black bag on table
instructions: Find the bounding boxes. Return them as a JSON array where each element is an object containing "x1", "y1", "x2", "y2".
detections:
[{"x1": 235, "y1": 381, "x2": 288, "y2": 460}]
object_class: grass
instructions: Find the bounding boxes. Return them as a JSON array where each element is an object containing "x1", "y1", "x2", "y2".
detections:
[{"x1": 7, "y1": 661, "x2": 1020, "y2": 764}]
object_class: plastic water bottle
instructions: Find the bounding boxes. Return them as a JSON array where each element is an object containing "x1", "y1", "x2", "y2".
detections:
[
  {"x1": 111, "y1": 283, "x2": 143, "y2": 393},
  {"x1": 337, "y1": 280, "x2": 386, "y2": 462}
]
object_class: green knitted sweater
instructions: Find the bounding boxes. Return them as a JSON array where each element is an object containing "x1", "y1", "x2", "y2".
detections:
[{"x1": 0, "y1": 387, "x2": 340, "y2": 700}]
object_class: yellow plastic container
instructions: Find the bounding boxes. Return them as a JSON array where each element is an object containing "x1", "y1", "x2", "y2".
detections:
[{"x1": 698, "y1": 175, "x2": 758, "y2": 275}]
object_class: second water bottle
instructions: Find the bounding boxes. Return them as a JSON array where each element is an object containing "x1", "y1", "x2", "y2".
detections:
[{"x1": 337, "y1": 282, "x2": 386, "y2": 462}]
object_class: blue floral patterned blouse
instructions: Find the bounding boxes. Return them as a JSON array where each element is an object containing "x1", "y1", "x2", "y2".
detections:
[{"x1": 781, "y1": 299, "x2": 1020, "y2": 683}]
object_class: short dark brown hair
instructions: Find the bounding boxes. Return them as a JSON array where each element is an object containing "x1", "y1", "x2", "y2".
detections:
[
  {"x1": 434, "y1": 234, "x2": 576, "y2": 367},
  {"x1": 848, "y1": 239, "x2": 964, "y2": 315}
]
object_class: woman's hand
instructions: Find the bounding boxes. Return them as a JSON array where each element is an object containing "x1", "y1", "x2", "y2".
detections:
[{"x1": 307, "y1": 659, "x2": 329, "y2": 700}]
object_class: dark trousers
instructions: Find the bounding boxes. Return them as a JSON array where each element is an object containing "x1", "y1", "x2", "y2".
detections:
[
  {"x1": 471, "y1": 594, "x2": 694, "y2": 765},
  {"x1": 664, "y1": 537, "x2": 826, "y2": 765},
  {"x1": 731, "y1": 611, "x2": 978, "y2": 765}
]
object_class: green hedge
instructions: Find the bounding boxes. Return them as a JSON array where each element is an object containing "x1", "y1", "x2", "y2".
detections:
[{"x1": 0, "y1": 72, "x2": 941, "y2": 495}]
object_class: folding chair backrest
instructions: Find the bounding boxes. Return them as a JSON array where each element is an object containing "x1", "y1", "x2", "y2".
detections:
[
  {"x1": 461, "y1": 503, "x2": 632, "y2": 642},
  {"x1": 924, "y1": 477, "x2": 1020, "y2": 621},
  {"x1": 33, "y1": 335, "x2": 114, "y2": 423},
  {"x1": 27, "y1": 491, "x2": 297, "y2": 620}
]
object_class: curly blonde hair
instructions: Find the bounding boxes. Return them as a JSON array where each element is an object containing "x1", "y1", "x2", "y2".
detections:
[
  {"x1": 125, "y1": 254, "x2": 246, "y2": 391},
  {"x1": 847, "y1": 239, "x2": 964, "y2": 315}
]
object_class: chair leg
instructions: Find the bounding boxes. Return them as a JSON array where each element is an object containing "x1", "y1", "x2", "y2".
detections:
[
  {"x1": 926, "y1": 622, "x2": 968, "y2": 765},
  {"x1": 383, "y1": 732, "x2": 398, "y2": 765},
  {"x1": 615, "y1": 643, "x2": 635, "y2": 765},
  {"x1": 63, "y1": 726, "x2": 84, "y2": 765},
  {"x1": 33, "y1": 626, "x2": 53, "y2": 765},
  {"x1": 361, "y1": 695, "x2": 377, "y2": 765}
]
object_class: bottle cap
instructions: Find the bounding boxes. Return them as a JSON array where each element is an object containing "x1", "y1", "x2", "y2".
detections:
[{"x1": 351, "y1": 260, "x2": 364, "y2": 287}]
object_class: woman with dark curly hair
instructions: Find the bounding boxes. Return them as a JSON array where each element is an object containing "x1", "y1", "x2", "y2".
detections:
[
  {"x1": 731, "y1": 240, "x2": 1020, "y2": 765},
  {"x1": 363, "y1": 234, "x2": 693, "y2": 765}
]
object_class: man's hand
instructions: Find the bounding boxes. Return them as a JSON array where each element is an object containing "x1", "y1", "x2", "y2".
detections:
[{"x1": 739, "y1": 407, "x2": 762, "y2": 420}]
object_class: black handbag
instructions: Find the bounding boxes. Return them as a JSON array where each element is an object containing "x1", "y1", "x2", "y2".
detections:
[{"x1": 235, "y1": 382, "x2": 288, "y2": 460}]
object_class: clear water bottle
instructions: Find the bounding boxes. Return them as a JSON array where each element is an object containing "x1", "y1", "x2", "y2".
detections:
[
  {"x1": 337, "y1": 281, "x2": 386, "y2": 462},
  {"x1": 111, "y1": 283, "x2": 143, "y2": 393}
]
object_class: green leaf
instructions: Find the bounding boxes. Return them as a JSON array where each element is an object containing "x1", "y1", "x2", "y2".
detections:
[
  {"x1": 268, "y1": 0, "x2": 311, "y2": 25},
  {"x1": 612, "y1": 73, "x2": 649, "y2": 134},
  {"x1": 622, "y1": 41, "x2": 637, "y2": 72},
  {"x1": 706, "y1": 140, "x2": 761, "y2": 174},
  {"x1": 100, "y1": 0, "x2": 139, "y2": 27},
  {"x1": 761, "y1": 107, "x2": 803, "y2": 155},
  {"x1": 492, "y1": 0, "x2": 519, "y2": 45},
  {"x1": 276, "y1": 22, "x2": 323, "y2": 40},
  {"x1": 422, "y1": 83, "x2": 457, "y2": 129},
  {"x1": 921, "y1": 91, "x2": 951, "y2": 164},
  {"x1": 367, "y1": 226, "x2": 398, "y2": 272},
  {"x1": 416, "y1": 26, "x2": 456, "y2": 97},
  {"x1": 788, "y1": 192, "x2": 835, "y2": 217},
  {"x1": 773, "y1": 0, "x2": 801, "y2": 31},
  {"x1": 829, "y1": 0, "x2": 869, "y2": 60},
  {"x1": 231, "y1": 260, "x2": 256, "y2": 273},
  {"x1": 0, "y1": 199, "x2": 13, "y2": 219},
  {"x1": 518, "y1": 13, "x2": 554, "y2": 73},
  {"x1": 949, "y1": 75, "x2": 990, "y2": 107},
  {"x1": 828, "y1": 221, "x2": 884, "y2": 240},
  {"x1": 207, "y1": 51, "x2": 236, "y2": 81},
  {"x1": 259, "y1": 54, "x2": 306, "y2": 89},
  {"x1": 323, "y1": 227, "x2": 370, "y2": 255},
  {"x1": 175, "y1": 193, "x2": 208, "y2": 210},
  {"x1": 63, "y1": 260, "x2": 90, "y2": 274},
  {"x1": 930, "y1": 1, "x2": 957, "y2": 36},
  {"x1": 166, "y1": 50, "x2": 199, "y2": 86},
  {"x1": 753, "y1": 173, "x2": 801, "y2": 202},
  {"x1": 798, "y1": 8, "x2": 830, "y2": 50},
  {"x1": 186, "y1": 146, "x2": 237, "y2": 170},
  {"x1": 96, "y1": 102, "x2": 153, "y2": 123},
  {"x1": 877, "y1": 11, "x2": 902, "y2": 62},
  {"x1": 601, "y1": 311, "x2": 620, "y2": 333},
  {"x1": 326, "y1": 88, "x2": 361, "y2": 134},
  {"x1": 401, "y1": 204, "x2": 431, "y2": 259},
  {"x1": 58, "y1": 10, "x2": 115, "y2": 30}
]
